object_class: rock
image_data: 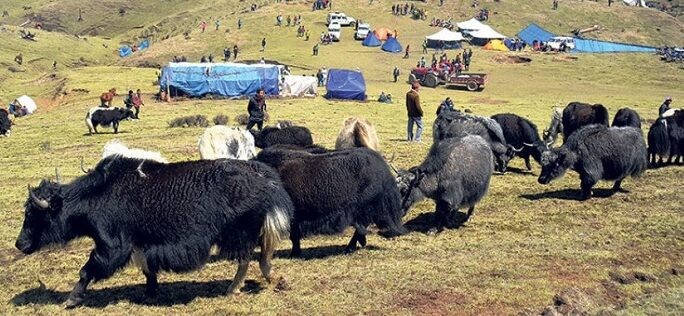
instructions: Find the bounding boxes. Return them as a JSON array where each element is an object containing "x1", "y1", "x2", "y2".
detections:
[
  {"x1": 609, "y1": 271, "x2": 636, "y2": 284},
  {"x1": 274, "y1": 276, "x2": 291, "y2": 292},
  {"x1": 633, "y1": 272, "x2": 656, "y2": 282}
]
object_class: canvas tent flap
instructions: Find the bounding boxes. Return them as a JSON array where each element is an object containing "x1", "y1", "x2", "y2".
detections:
[
  {"x1": 160, "y1": 62, "x2": 280, "y2": 97},
  {"x1": 426, "y1": 28, "x2": 465, "y2": 41},
  {"x1": 325, "y1": 69, "x2": 367, "y2": 101},
  {"x1": 281, "y1": 75, "x2": 318, "y2": 97},
  {"x1": 457, "y1": 18, "x2": 486, "y2": 31},
  {"x1": 469, "y1": 25, "x2": 506, "y2": 39},
  {"x1": 517, "y1": 23, "x2": 555, "y2": 46},
  {"x1": 14, "y1": 95, "x2": 37, "y2": 114},
  {"x1": 362, "y1": 32, "x2": 382, "y2": 47},
  {"x1": 381, "y1": 37, "x2": 403, "y2": 53}
]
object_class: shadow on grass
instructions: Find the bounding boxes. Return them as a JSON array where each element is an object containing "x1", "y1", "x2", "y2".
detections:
[
  {"x1": 404, "y1": 212, "x2": 470, "y2": 234},
  {"x1": 498, "y1": 166, "x2": 536, "y2": 176},
  {"x1": 274, "y1": 244, "x2": 385, "y2": 260},
  {"x1": 83, "y1": 131, "x2": 130, "y2": 136},
  {"x1": 520, "y1": 188, "x2": 618, "y2": 201},
  {"x1": 11, "y1": 279, "x2": 263, "y2": 308}
]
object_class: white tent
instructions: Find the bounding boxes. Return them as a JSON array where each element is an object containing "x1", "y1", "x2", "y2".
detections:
[
  {"x1": 468, "y1": 25, "x2": 506, "y2": 39},
  {"x1": 426, "y1": 28, "x2": 465, "y2": 42},
  {"x1": 456, "y1": 18, "x2": 486, "y2": 31},
  {"x1": 623, "y1": 0, "x2": 646, "y2": 6},
  {"x1": 12, "y1": 95, "x2": 37, "y2": 114},
  {"x1": 280, "y1": 75, "x2": 318, "y2": 97}
]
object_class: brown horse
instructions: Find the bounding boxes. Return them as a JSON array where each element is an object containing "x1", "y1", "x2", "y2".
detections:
[{"x1": 100, "y1": 88, "x2": 117, "y2": 107}]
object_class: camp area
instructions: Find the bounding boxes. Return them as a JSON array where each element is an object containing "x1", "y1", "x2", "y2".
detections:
[{"x1": 0, "y1": 0, "x2": 683, "y2": 315}]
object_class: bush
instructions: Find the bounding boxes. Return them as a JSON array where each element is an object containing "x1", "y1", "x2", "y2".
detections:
[
  {"x1": 168, "y1": 115, "x2": 209, "y2": 128},
  {"x1": 213, "y1": 114, "x2": 229, "y2": 125},
  {"x1": 235, "y1": 114, "x2": 249, "y2": 125}
]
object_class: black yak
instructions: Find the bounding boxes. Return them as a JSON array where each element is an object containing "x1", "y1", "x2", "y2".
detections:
[
  {"x1": 543, "y1": 102, "x2": 610, "y2": 145},
  {"x1": 647, "y1": 119, "x2": 670, "y2": 166},
  {"x1": 255, "y1": 147, "x2": 407, "y2": 257},
  {"x1": 0, "y1": 108, "x2": 11, "y2": 136},
  {"x1": 611, "y1": 108, "x2": 641, "y2": 129},
  {"x1": 335, "y1": 117, "x2": 380, "y2": 151},
  {"x1": 396, "y1": 135, "x2": 493, "y2": 234},
  {"x1": 491, "y1": 113, "x2": 548, "y2": 171},
  {"x1": 250, "y1": 126, "x2": 314, "y2": 149},
  {"x1": 15, "y1": 158, "x2": 294, "y2": 308},
  {"x1": 538, "y1": 125, "x2": 647, "y2": 200},
  {"x1": 85, "y1": 107, "x2": 135, "y2": 135},
  {"x1": 666, "y1": 109, "x2": 684, "y2": 164},
  {"x1": 433, "y1": 110, "x2": 512, "y2": 173}
]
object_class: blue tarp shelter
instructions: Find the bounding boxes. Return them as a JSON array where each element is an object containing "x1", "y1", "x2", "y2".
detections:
[
  {"x1": 517, "y1": 23, "x2": 555, "y2": 46},
  {"x1": 573, "y1": 39, "x2": 656, "y2": 53},
  {"x1": 325, "y1": 69, "x2": 366, "y2": 100},
  {"x1": 160, "y1": 62, "x2": 280, "y2": 97},
  {"x1": 381, "y1": 37, "x2": 403, "y2": 53},
  {"x1": 362, "y1": 32, "x2": 382, "y2": 47},
  {"x1": 119, "y1": 46, "x2": 132, "y2": 58}
]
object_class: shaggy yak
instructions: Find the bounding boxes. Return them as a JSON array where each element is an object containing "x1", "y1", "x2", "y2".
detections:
[
  {"x1": 335, "y1": 117, "x2": 380, "y2": 151},
  {"x1": 396, "y1": 135, "x2": 493, "y2": 234},
  {"x1": 611, "y1": 107, "x2": 641, "y2": 129},
  {"x1": 255, "y1": 147, "x2": 407, "y2": 257},
  {"x1": 491, "y1": 113, "x2": 548, "y2": 171},
  {"x1": 198, "y1": 125, "x2": 256, "y2": 160},
  {"x1": 251, "y1": 126, "x2": 314, "y2": 149},
  {"x1": 15, "y1": 158, "x2": 294, "y2": 308},
  {"x1": 538, "y1": 124, "x2": 647, "y2": 200},
  {"x1": 543, "y1": 102, "x2": 610, "y2": 145},
  {"x1": 85, "y1": 107, "x2": 135, "y2": 135}
]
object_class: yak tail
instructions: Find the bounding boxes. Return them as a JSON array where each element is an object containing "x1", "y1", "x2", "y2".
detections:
[
  {"x1": 260, "y1": 206, "x2": 291, "y2": 256},
  {"x1": 85, "y1": 111, "x2": 94, "y2": 132}
]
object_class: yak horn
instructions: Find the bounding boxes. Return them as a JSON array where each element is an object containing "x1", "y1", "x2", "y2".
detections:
[
  {"x1": 55, "y1": 168, "x2": 62, "y2": 184},
  {"x1": 136, "y1": 161, "x2": 147, "y2": 178},
  {"x1": 523, "y1": 142, "x2": 535, "y2": 147},
  {"x1": 389, "y1": 152, "x2": 396, "y2": 162},
  {"x1": 511, "y1": 146, "x2": 523, "y2": 152},
  {"x1": 28, "y1": 184, "x2": 49, "y2": 209},
  {"x1": 389, "y1": 163, "x2": 400, "y2": 175},
  {"x1": 37, "y1": 279, "x2": 46, "y2": 291},
  {"x1": 80, "y1": 157, "x2": 92, "y2": 174}
]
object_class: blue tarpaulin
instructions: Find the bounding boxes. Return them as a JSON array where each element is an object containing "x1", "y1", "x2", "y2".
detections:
[
  {"x1": 160, "y1": 63, "x2": 280, "y2": 97},
  {"x1": 362, "y1": 32, "x2": 382, "y2": 47},
  {"x1": 325, "y1": 69, "x2": 366, "y2": 100},
  {"x1": 517, "y1": 23, "x2": 555, "y2": 46},
  {"x1": 119, "y1": 46, "x2": 132, "y2": 58},
  {"x1": 573, "y1": 39, "x2": 656, "y2": 53},
  {"x1": 381, "y1": 37, "x2": 403, "y2": 53}
]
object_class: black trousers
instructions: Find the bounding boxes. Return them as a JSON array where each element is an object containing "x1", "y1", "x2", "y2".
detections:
[{"x1": 247, "y1": 120, "x2": 263, "y2": 130}]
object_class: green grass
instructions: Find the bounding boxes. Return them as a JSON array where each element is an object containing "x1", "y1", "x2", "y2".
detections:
[{"x1": 1, "y1": 1, "x2": 683, "y2": 314}]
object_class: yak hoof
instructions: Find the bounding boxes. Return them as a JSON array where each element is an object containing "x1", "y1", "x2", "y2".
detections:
[
  {"x1": 65, "y1": 297, "x2": 83, "y2": 309},
  {"x1": 344, "y1": 246, "x2": 357, "y2": 254},
  {"x1": 426, "y1": 228, "x2": 440, "y2": 236}
]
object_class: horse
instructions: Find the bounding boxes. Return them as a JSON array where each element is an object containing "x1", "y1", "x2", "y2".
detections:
[{"x1": 100, "y1": 88, "x2": 117, "y2": 107}]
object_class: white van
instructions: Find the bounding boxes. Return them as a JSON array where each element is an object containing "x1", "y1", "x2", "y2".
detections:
[
  {"x1": 547, "y1": 36, "x2": 575, "y2": 51},
  {"x1": 326, "y1": 12, "x2": 356, "y2": 27},
  {"x1": 354, "y1": 23, "x2": 370, "y2": 40},
  {"x1": 328, "y1": 22, "x2": 341, "y2": 41}
]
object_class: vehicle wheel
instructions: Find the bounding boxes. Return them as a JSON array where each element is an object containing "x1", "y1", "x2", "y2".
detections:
[
  {"x1": 466, "y1": 80, "x2": 479, "y2": 91},
  {"x1": 408, "y1": 74, "x2": 417, "y2": 84},
  {"x1": 350, "y1": 21, "x2": 356, "y2": 27},
  {"x1": 423, "y1": 74, "x2": 439, "y2": 88}
]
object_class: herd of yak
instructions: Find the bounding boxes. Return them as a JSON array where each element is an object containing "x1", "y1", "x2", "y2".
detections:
[{"x1": 12, "y1": 102, "x2": 683, "y2": 308}]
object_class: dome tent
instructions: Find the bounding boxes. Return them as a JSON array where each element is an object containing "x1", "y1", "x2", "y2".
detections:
[
  {"x1": 373, "y1": 28, "x2": 396, "y2": 41},
  {"x1": 362, "y1": 31, "x2": 382, "y2": 47},
  {"x1": 381, "y1": 37, "x2": 403, "y2": 53},
  {"x1": 324, "y1": 69, "x2": 367, "y2": 101}
]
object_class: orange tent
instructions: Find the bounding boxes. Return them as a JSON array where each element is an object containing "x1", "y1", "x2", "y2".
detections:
[{"x1": 373, "y1": 28, "x2": 396, "y2": 41}]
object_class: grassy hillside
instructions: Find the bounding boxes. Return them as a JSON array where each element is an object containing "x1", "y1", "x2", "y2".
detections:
[{"x1": 0, "y1": 0, "x2": 683, "y2": 315}]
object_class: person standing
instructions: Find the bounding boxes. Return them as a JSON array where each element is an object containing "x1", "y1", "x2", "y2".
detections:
[
  {"x1": 233, "y1": 45, "x2": 239, "y2": 60},
  {"x1": 422, "y1": 39, "x2": 428, "y2": 54},
  {"x1": 404, "y1": 44, "x2": 410, "y2": 59},
  {"x1": 406, "y1": 81, "x2": 423, "y2": 142},
  {"x1": 393, "y1": 66, "x2": 400, "y2": 82},
  {"x1": 132, "y1": 89, "x2": 144, "y2": 119},
  {"x1": 123, "y1": 90, "x2": 134, "y2": 110},
  {"x1": 237, "y1": 17, "x2": 242, "y2": 29},
  {"x1": 247, "y1": 88, "x2": 267, "y2": 130},
  {"x1": 224, "y1": 47, "x2": 231, "y2": 61},
  {"x1": 261, "y1": 37, "x2": 266, "y2": 51},
  {"x1": 200, "y1": 20, "x2": 207, "y2": 33},
  {"x1": 659, "y1": 97, "x2": 673, "y2": 117},
  {"x1": 313, "y1": 43, "x2": 319, "y2": 56},
  {"x1": 215, "y1": 19, "x2": 221, "y2": 31}
]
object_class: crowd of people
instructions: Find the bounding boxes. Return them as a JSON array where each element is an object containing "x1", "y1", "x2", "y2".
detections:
[
  {"x1": 429, "y1": 18, "x2": 456, "y2": 30},
  {"x1": 658, "y1": 46, "x2": 684, "y2": 63},
  {"x1": 391, "y1": 2, "x2": 426, "y2": 19},
  {"x1": 415, "y1": 49, "x2": 474, "y2": 75}
]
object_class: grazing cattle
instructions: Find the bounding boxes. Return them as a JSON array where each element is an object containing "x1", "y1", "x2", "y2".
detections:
[
  {"x1": 0, "y1": 108, "x2": 11, "y2": 136},
  {"x1": 538, "y1": 125, "x2": 647, "y2": 200},
  {"x1": 611, "y1": 108, "x2": 641, "y2": 129},
  {"x1": 433, "y1": 110, "x2": 512, "y2": 173},
  {"x1": 100, "y1": 88, "x2": 117, "y2": 107},
  {"x1": 102, "y1": 139, "x2": 168, "y2": 163},
  {"x1": 255, "y1": 147, "x2": 407, "y2": 257},
  {"x1": 335, "y1": 117, "x2": 380, "y2": 151},
  {"x1": 543, "y1": 102, "x2": 610, "y2": 145},
  {"x1": 647, "y1": 119, "x2": 670, "y2": 166},
  {"x1": 250, "y1": 126, "x2": 314, "y2": 149},
  {"x1": 85, "y1": 107, "x2": 135, "y2": 135},
  {"x1": 198, "y1": 125, "x2": 256, "y2": 160},
  {"x1": 491, "y1": 113, "x2": 548, "y2": 171},
  {"x1": 396, "y1": 135, "x2": 493, "y2": 234},
  {"x1": 15, "y1": 158, "x2": 294, "y2": 308}
]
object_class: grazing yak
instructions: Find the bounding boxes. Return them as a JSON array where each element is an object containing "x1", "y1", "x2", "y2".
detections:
[
  {"x1": 647, "y1": 119, "x2": 670, "y2": 166},
  {"x1": 538, "y1": 124, "x2": 647, "y2": 200},
  {"x1": 611, "y1": 108, "x2": 641, "y2": 129},
  {"x1": 255, "y1": 147, "x2": 407, "y2": 257},
  {"x1": 666, "y1": 109, "x2": 684, "y2": 164},
  {"x1": 198, "y1": 125, "x2": 256, "y2": 160},
  {"x1": 647, "y1": 109, "x2": 684, "y2": 166},
  {"x1": 16, "y1": 158, "x2": 294, "y2": 308},
  {"x1": 250, "y1": 126, "x2": 314, "y2": 149},
  {"x1": 335, "y1": 117, "x2": 380, "y2": 151},
  {"x1": 85, "y1": 107, "x2": 135, "y2": 135},
  {"x1": 543, "y1": 102, "x2": 610, "y2": 145},
  {"x1": 433, "y1": 110, "x2": 512, "y2": 173},
  {"x1": 491, "y1": 113, "x2": 548, "y2": 171},
  {"x1": 0, "y1": 108, "x2": 11, "y2": 136},
  {"x1": 396, "y1": 135, "x2": 493, "y2": 234},
  {"x1": 102, "y1": 139, "x2": 168, "y2": 163}
]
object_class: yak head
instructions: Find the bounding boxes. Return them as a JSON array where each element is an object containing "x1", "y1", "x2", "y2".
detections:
[
  {"x1": 543, "y1": 108, "x2": 563, "y2": 146},
  {"x1": 395, "y1": 167, "x2": 425, "y2": 216},
  {"x1": 118, "y1": 108, "x2": 136, "y2": 120},
  {"x1": 538, "y1": 148, "x2": 577, "y2": 185},
  {"x1": 16, "y1": 176, "x2": 66, "y2": 255}
]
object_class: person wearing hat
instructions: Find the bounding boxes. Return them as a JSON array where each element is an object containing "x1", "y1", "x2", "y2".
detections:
[
  {"x1": 436, "y1": 97, "x2": 456, "y2": 115},
  {"x1": 406, "y1": 81, "x2": 423, "y2": 142},
  {"x1": 659, "y1": 96, "x2": 673, "y2": 117}
]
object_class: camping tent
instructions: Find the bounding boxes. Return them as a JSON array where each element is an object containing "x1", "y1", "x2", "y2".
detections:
[
  {"x1": 426, "y1": 28, "x2": 464, "y2": 49},
  {"x1": 623, "y1": 0, "x2": 646, "y2": 6},
  {"x1": 281, "y1": 75, "x2": 318, "y2": 97},
  {"x1": 160, "y1": 62, "x2": 280, "y2": 97},
  {"x1": 468, "y1": 25, "x2": 506, "y2": 45},
  {"x1": 381, "y1": 37, "x2": 403, "y2": 53},
  {"x1": 362, "y1": 32, "x2": 382, "y2": 47},
  {"x1": 374, "y1": 28, "x2": 396, "y2": 41},
  {"x1": 457, "y1": 18, "x2": 486, "y2": 32},
  {"x1": 325, "y1": 69, "x2": 367, "y2": 101},
  {"x1": 11, "y1": 95, "x2": 37, "y2": 115},
  {"x1": 484, "y1": 39, "x2": 509, "y2": 51},
  {"x1": 517, "y1": 23, "x2": 555, "y2": 46}
]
